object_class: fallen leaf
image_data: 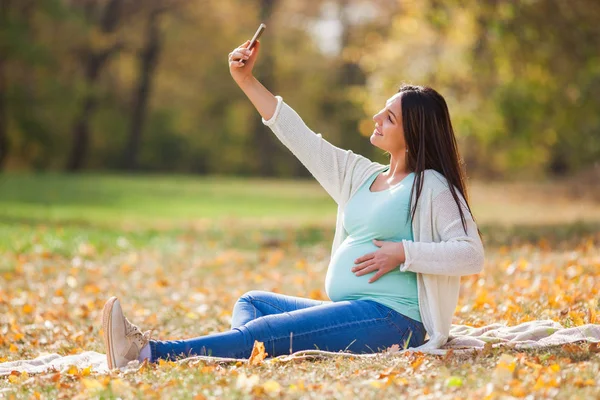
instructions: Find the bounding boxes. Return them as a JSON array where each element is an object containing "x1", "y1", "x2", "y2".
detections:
[
  {"x1": 263, "y1": 380, "x2": 281, "y2": 394},
  {"x1": 248, "y1": 340, "x2": 268, "y2": 366},
  {"x1": 445, "y1": 376, "x2": 463, "y2": 387}
]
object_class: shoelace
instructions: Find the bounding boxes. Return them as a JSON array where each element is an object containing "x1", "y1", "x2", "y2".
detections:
[{"x1": 124, "y1": 317, "x2": 153, "y2": 348}]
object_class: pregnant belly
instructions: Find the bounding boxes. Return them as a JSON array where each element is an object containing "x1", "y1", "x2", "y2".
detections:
[{"x1": 325, "y1": 239, "x2": 418, "y2": 302}]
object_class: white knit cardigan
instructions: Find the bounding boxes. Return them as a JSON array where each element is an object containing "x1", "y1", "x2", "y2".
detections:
[{"x1": 262, "y1": 96, "x2": 485, "y2": 351}]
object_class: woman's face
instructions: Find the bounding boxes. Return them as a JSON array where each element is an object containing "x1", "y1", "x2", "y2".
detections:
[{"x1": 370, "y1": 93, "x2": 407, "y2": 154}]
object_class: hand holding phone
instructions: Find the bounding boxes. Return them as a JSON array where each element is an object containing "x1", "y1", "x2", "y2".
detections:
[
  {"x1": 241, "y1": 23, "x2": 266, "y2": 65},
  {"x1": 229, "y1": 23, "x2": 266, "y2": 84}
]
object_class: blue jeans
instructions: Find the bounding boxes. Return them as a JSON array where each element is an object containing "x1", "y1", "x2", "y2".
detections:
[{"x1": 149, "y1": 290, "x2": 426, "y2": 361}]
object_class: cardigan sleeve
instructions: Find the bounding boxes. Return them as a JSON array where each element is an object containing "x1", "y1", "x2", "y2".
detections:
[
  {"x1": 262, "y1": 96, "x2": 362, "y2": 204},
  {"x1": 399, "y1": 188, "x2": 485, "y2": 276}
]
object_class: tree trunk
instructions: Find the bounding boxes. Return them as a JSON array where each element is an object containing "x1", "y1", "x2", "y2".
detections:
[
  {"x1": 251, "y1": 0, "x2": 278, "y2": 177},
  {"x1": 0, "y1": 56, "x2": 7, "y2": 170},
  {"x1": 66, "y1": 0, "x2": 123, "y2": 171},
  {"x1": 0, "y1": 0, "x2": 10, "y2": 169},
  {"x1": 66, "y1": 52, "x2": 104, "y2": 171},
  {"x1": 335, "y1": 0, "x2": 368, "y2": 155},
  {"x1": 123, "y1": 10, "x2": 162, "y2": 170}
]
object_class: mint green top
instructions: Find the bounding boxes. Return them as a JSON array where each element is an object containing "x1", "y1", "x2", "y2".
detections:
[{"x1": 325, "y1": 167, "x2": 421, "y2": 322}]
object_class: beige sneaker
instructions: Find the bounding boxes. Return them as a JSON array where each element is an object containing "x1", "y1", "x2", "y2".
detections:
[{"x1": 102, "y1": 296, "x2": 152, "y2": 369}]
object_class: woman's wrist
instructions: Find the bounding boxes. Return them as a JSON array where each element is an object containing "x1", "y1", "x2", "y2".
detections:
[
  {"x1": 236, "y1": 76, "x2": 278, "y2": 121},
  {"x1": 394, "y1": 242, "x2": 406, "y2": 265},
  {"x1": 235, "y1": 74, "x2": 255, "y2": 88}
]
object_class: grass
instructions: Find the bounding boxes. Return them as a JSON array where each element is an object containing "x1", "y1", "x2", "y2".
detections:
[
  {"x1": 0, "y1": 173, "x2": 335, "y2": 227},
  {"x1": 0, "y1": 173, "x2": 599, "y2": 399}
]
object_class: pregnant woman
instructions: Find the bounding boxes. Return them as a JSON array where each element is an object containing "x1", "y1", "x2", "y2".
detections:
[{"x1": 101, "y1": 39, "x2": 485, "y2": 369}]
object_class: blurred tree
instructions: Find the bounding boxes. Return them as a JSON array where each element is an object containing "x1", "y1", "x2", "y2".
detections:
[
  {"x1": 66, "y1": 0, "x2": 126, "y2": 171},
  {"x1": 122, "y1": 0, "x2": 188, "y2": 170},
  {"x1": 331, "y1": 0, "x2": 400, "y2": 160},
  {"x1": 477, "y1": 0, "x2": 600, "y2": 177},
  {"x1": 250, "y1": 0, "x2": 279, "y2": 176},
  {"x1": 121, "y1": 7, "x2": 162, "y2": 170},
  {"x1": 1, "y1": 0, "x2": 597, "y2": 178},
  {"x1": 0, "y1": 1, "x2": 8, "y2": 169},
  {"x1": 0, "y1": 0, "x2": 67, "y2": 171},
  {"x1": 363, "y1": 0, "x2": 600, "y2": 179}
]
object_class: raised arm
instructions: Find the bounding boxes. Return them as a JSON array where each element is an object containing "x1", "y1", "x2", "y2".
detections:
[
  {"x1": 229, "y1": 39, "x2": 278, "y2": 121},
  {"x1": 229, "y1": 40, "x2": 366, "y2": 203}
]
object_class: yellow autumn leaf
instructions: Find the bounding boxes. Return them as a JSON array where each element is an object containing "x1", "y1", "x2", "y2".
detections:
[
  {"x1": 67, "y1": 365, "x2": 79, "y2": 375},
  {"x1": 395, "y1": 377, "x2": 409, "y2": 386},
  {"x1": 110, "y1": 379, "x2": 131, "y2": 395},
  {"x1": 493, "y1": 353, "x2": 517, "y2": 382},
  {"x1": 82, "y1": 378, "x2": 105, "y2": 391},
  {"x1": 588, "y1": 304, "x2": 597, "y2": 324},
  {"x1": 158, "y1": 358, "x2": 175, "y2": 368},
  {"x1": 248, "y1": 340, "x2": 268, "y2": 365},
  {"x1": 496, "y1": 354, "x2": 517, "y2": 372},
  {"x1": 510, "y1": 382, "x2": 527, "y2": 397},
  {"x1": 262, "y1": 380, "x2": 281, "y2": 394},
  {"x1": 569, "y1": 310, "x2": 584, "y2": 325},
  {"x1": 369, "y1": 380, "x2": 383, "y2": 388},
  {"x1": 410, "y1": 355, "x2": 425, "y2": 370},
  {"x1": 8, "y1": 371, "x2": 28, "y2": 384}
]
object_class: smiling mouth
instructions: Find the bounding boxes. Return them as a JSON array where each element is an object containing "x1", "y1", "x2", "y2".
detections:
[{"x1": 374, "y1": 128, "x2": 383, "y2": 136}]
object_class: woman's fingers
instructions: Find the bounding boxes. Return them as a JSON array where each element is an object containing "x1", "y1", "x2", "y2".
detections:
[
  {"x1": 229, "y1": 40, "x2": 258, "y2": 79},
  {"x1": 229, "y1": 49, "x2": 250, "y2": 62},
  {"x1": 229, "y1": 49, "x2": 251, "y2": 68},
  {"x1": 354, "y1": 253, "x2": 374, "y2": 265},
  {"x1": 229, "y1": 40, "x2": 252, "y2": 60},
  {"x1": 355, "y1": 265, "x2": 377, "y2": 277},
  {"x1": 352, "y1": 261, "x2": 375, "y2": 274},
  {"x1": 368, "y1": 271, "x2": 384, "y2": 283}
]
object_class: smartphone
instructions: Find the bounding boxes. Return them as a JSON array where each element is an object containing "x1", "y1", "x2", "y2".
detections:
[
  {"x1": 241, "y1": 23, "x2": 266, "y2": 64},
  {"x1": 248, "y1": 23, "x2": 266, "y2": 50}
]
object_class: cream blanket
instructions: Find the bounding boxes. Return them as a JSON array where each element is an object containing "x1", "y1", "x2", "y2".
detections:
[{"x1": 2, "y1": 319, "x2": 599, "y2": 376}]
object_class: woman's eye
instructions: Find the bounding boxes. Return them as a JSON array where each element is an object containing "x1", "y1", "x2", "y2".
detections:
[{"x1": 388, "y1": 115, "x2": 393, "y2": 122}]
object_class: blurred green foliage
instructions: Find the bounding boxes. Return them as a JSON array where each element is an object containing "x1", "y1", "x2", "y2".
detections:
[{"x1": 0, "y1": 0, "x2": 598, "y2": 178}]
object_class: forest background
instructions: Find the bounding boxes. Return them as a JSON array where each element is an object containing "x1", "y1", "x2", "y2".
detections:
[
  {"x1": 1, "y1": 0, "x2": 599, "y2": 181},
  {"x1": 1, "y1": 2, "x2": 600, "y2": 398}
]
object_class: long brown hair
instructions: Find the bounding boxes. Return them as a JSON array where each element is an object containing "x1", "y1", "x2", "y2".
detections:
[{"x1": 398, "y1": 84, "x2": 482, "y2": 239}]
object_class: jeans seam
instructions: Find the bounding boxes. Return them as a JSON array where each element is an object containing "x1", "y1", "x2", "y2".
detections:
[
  {"x1": 385, "y1": 314, "x2": 423, "y2": 344},
  {"x1": 246, "y1": 297, "x2": 290, "y2": 314},
  {"x1": 381, "y1": 304, "x2": 421, "y2": 331},
  {"x1": 265, "y1": 315, "x2": 390, "y2": 343}
]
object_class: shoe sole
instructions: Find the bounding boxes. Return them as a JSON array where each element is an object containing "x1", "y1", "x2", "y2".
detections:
[{"x1": 102, "y1": 296, "x2": 118, "y2": 370}]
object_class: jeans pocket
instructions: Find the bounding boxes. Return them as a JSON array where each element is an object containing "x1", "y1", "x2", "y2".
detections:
[{"x1": 406, "y1": 319, "x2": 426, "y2": 346}]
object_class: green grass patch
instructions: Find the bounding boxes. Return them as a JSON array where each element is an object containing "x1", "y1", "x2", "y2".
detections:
[{"x1": 0, "y1": 173, "x2": 336, "y2": 228}]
